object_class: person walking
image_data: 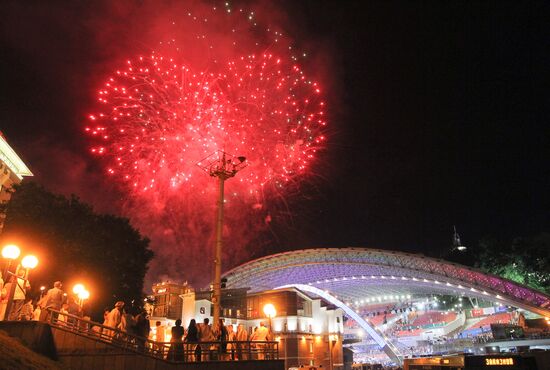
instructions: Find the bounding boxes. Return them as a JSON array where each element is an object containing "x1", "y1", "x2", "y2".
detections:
[
  {"x1": 38, "y1": 281, "x2": 64, "y2": 322},
  {"x1": 168, "y1": 319, "x2": 184, "y2": 361},
  {"x1": 185, "y1": 319, "x2": 199, "y2": 362}
]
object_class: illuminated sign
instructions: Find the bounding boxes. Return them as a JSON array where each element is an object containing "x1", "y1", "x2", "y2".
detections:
[
  {"x1": 485, "y1": 358, "x2": 514, "y2": 366},
  {"x1": 156, "y1": 288, "x2": 167, "y2": 293}
]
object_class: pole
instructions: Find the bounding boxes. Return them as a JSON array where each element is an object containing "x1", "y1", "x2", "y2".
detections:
[
  {"x1": 328, "y1": 337, "x2": 334, "y2": 370},
  {"x1": 212, "y1": 175, "x2": 225, "y2": 325},
  {"x1": 4, "y1": 265, "x2": 20, "y2": 321}
]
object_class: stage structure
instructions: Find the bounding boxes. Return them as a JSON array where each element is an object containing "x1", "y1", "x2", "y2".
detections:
[{"x1": 223, "y1": 248, "x2": 550, "y2": 363}]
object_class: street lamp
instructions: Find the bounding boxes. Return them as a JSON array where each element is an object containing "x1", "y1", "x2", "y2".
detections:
[
  {"x1": 73, "y1": 283, "x2": 85, "y2": 295},
  {"x1": 4, "y1": 253, "x2": 37, "y2": 321},
  {"x1": 73, "y1": 284, "x2": 89, "y2": 309},
  {"x1": 263, "y1": 303, "x2": 277, "y2": 331},
  {"x1": 2, "y1": 244, "x2": 20, "y2": 281},
  {"x1": 1, "y1": 244, "x2": 20, "y2": 259},
  {"x1": 78, "y1": 289, "x2": 90, "y2": 309},
  {"x1": 21, "y1": 254, "x2": 38, "y2": 281}
]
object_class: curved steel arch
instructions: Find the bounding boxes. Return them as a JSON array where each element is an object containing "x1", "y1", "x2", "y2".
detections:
[
  {"x1": 224, "y1": 248, "x2": 550, "y2": 317},
  {"x1": 276, "y1": 284, "x2": 402, "y2": 364}
]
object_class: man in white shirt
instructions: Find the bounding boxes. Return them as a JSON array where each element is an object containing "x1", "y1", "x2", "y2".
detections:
[
  {"x1": 250, "y1": 321, "x2": 270, "y2": 359},
  {"x1": 8, "y1": 269, "x2": 30, "y2": 320}
]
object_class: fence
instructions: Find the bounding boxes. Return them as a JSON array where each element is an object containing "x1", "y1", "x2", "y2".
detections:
[{"x1": 46, "y1": 308, "x2": 278, "y2": 362}]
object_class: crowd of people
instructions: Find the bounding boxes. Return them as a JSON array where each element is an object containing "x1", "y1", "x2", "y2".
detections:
[
  {"x1": 98, "y1": 300, "x2": 275, "y2": 362},
  {"x1": 0, "y1": 276, "x2": 69, "y2": 322},
  {"x1": 1, "y1": 277, "x2": 276, "y2": 362}
]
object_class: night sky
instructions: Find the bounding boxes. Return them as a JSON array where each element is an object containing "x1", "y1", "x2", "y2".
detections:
[{"x1": 0, "y1": 1, "x2": 548, "y2": 281}]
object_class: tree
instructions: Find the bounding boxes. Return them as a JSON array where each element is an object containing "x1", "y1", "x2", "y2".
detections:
[
  {"x1": 0, "y1": 182, "x2": 154, "y2": 320},
  {"x1": 444, "y1": 233, "x2": 550, "y2": 294}
]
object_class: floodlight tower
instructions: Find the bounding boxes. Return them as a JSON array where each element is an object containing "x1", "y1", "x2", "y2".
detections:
[
  {"x1": 199, "y1": 151, "x2": 247, "y2": 325},
  {"x1": 452, "y1": 225, "x2": 467, "y2": 251}
]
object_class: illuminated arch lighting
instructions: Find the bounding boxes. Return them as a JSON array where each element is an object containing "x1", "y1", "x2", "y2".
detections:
[
  {"x1": 276, "y1": 283, "x2": 402, "y2": 364},
  {"x1": 223, "y1": 248, "x2": 550, "y2": 364}
]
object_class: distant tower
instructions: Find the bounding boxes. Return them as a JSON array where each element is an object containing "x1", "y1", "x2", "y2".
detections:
[
  {"x1": 0, "y1": 133, "x2": 33, "y2": 232},
  {"x1": 452, "y1": 225, "x2": 467, "y2": 251}
]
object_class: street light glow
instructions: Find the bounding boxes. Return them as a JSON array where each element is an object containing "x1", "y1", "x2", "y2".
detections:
[
  {"x1": 73, "y1": 283, "x2": 85, "y2": 295},
  {"x1": 78, "y1": 289, "x2": 90, "y2": 300},
  {"x1": 263, "y1": 303, "x2": 276, "y2": 318},
  {"x1": 2, "y1": 244, "x2": 21, "y2": 260},
  {"x1": 21, "y1": 255, "x2": 38, "y2": 269}
]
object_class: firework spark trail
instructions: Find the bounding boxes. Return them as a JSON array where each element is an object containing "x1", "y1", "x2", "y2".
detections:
[{"x1": 86, "y1": 2, "x2": 327, "y2": 285}]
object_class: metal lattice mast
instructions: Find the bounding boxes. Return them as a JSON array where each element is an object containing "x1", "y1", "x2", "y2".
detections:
[{"x1": 199, "y1": 151, "x2": 247, "y2": 325}]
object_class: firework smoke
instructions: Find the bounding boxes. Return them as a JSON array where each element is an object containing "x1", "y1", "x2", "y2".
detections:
[{"x1": 86, "y1": 1, "x2": 328, "y2": 287}]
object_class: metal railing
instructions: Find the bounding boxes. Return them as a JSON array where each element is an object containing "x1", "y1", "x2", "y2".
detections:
[{"x1": 46, "y1": 309, "x2": 278, "y2": 362}]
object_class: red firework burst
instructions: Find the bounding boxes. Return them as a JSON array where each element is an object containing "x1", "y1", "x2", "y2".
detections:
[
  {"x1": 87, "y1": 51, "x2": 326, "y2": 199},
  {"x1": 85, "y1": 2, "x2": 329, "y2": 284}
]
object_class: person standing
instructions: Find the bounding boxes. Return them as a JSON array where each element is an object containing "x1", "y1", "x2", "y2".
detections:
[
  {"x1": 38, "y1": 281, "x2": 64, "y2": 322},
  {"x1": 19, "y1": 297, "x2": 34, "y2": 321},
  {"x1": 105, "y1": 301, "x2": 124, "y2": 339},
  {"x1": 250, "y1": 321, "x2": 269, "y2": 359},
  {"x1": 217, "y1": 318, "x2": 228, "y2": 360},
  {"x1": 168, "y1": 319, "x2": 184, "y2": 361},
  {"x1": 118, "y1": 308, "x2": 135, "y2": 336},
  {"x1": 235, "y1": 324, "x2": 248, "y2": 360},
  {"x1": 135, "y1": 311, "x2": 150, "y2": 352},
  {"x1": 198, "y1": 317, "x2": 215, "y2": 361},
  {"x1": 185, "y1": 319, "x2": 199, "y2": 362},
  {"x1": 152, "y1": 321, "x2": 167, "y2": 357},
  {"x1": 226, "y1": 324, "x2": 236, "y2": 360},
  {"x1": 8, "y1": 269, "x2": 30, "y2": 320}
]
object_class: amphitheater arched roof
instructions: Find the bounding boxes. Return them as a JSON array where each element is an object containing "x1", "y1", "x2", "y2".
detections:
[{"x1": 223, "y1": 247, "x2": 550, "y2": 317}]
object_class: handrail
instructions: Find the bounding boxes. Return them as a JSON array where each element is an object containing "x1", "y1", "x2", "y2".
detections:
[{"x1": 46, "y1": 308, "x2": 278, "y2": 362}]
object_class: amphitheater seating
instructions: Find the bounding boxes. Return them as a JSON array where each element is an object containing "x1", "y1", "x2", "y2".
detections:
[
  {"x1": 396, "y1": 328, "x2": 423, "y2": 337},
  {"x1": 412, "y1": 311, "x2": 457, "y2": 327},
  {"x1": 467, "y1": 312, "x2": 511, "y2": 329}
]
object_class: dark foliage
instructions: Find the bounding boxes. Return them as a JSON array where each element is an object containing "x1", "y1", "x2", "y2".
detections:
[
  {"x1": 444, "y1": 233, "x2": 550, "y2": 294},
  {"x1": 1, "y1": 182, "x2": 154, "y2": 320}
]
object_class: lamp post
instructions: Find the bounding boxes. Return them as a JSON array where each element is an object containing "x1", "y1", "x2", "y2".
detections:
[
  {"x1": 1, "y1": 244, "x2": 20, "y2": 282},
  {"x1": 73, "y1": 284, "x2": 89, "y2": 309},
  {"x1": 4, "y1": 252, "x2": 37, "y2": 321},
  {"x1": 263, "y1": 303, "x2": 277, "y2": 331},
  {"x1": 199, "y1": 151, "x2": 247, "y2": 325},
  {"x1": 78, "y1": 289, "x2": 90, "y2": 309},
  {"x1": 328, "y1": 334, "x2": 337, "y2": 370},
  {"x1": 21, "y1": 255, "x2": 38, "y2": 279}
]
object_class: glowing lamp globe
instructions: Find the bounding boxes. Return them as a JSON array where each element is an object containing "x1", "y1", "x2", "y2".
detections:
[
  {"x1": 263, "y1": 303, "x2": 276, "y2": 318},
  {"x1": 2, "y1": 244, "x2": 21, "y2": 260},
  {"x1": 21, "y1": 255, "x2": 38, "y2": 269},
  {"x1": 78, "y1": 290, "x2": 90, "y2": 300},
  {"x1": 73, "y1": 284, "x2": 85, "y2": 295}
]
